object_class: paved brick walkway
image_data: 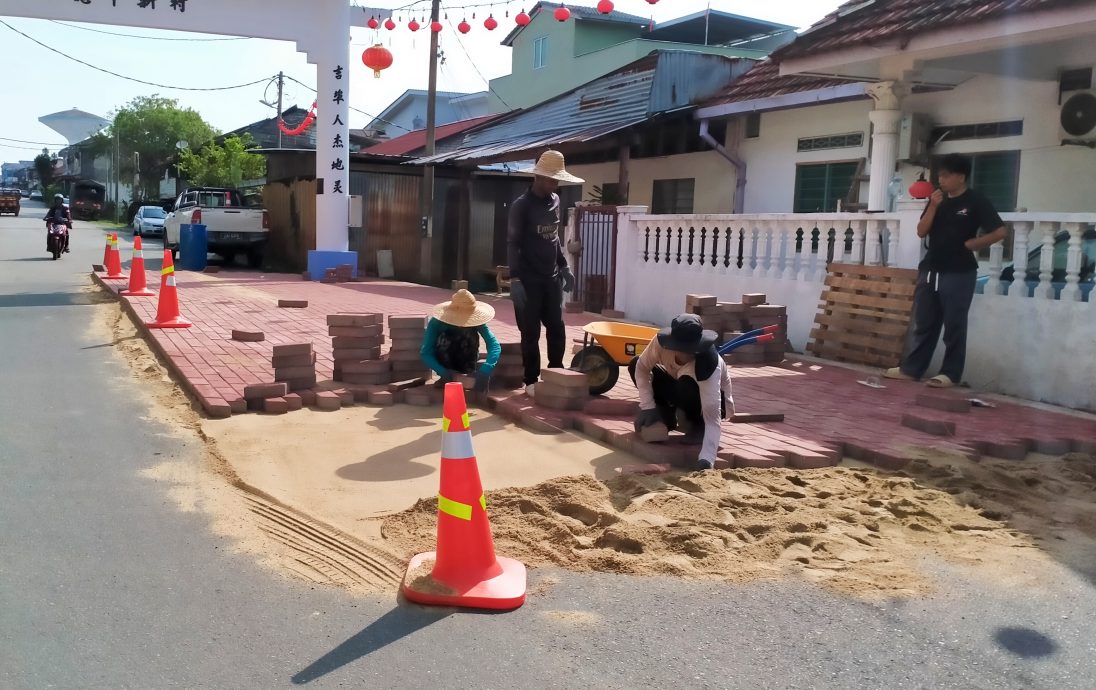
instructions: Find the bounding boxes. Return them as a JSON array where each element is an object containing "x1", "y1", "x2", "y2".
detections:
[{"x1": 93, "y1": 264, "x2": 1096, "y2": 473}]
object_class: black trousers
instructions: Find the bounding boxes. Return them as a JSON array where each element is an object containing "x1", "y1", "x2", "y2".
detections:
[
  {"x1": 901, "y1": 269, "x2": 977, "y2": 382},
  {"x1": 515, "y1": 277, "x2": 566, "y2": 385},
  {"x1": 628, "y1": 358, "x2": 704, "y2": 431}
]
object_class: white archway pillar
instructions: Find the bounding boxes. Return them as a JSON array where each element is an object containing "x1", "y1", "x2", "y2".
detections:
[{"x1": 0, "y1": 0, "x2": 354, "y2": 278}]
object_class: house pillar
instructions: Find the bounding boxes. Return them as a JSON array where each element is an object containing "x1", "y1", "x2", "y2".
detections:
[
  {"x1": 866, "y1": 81, "x2": 905, "y2": 213},
  {"x1": 612, "y1": 205, "x2": 649, "y2": 317}
]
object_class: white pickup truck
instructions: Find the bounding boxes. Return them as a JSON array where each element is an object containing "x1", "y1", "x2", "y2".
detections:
[{"x1": 164, "y1": 187, "x2": 269, "y2": 267}]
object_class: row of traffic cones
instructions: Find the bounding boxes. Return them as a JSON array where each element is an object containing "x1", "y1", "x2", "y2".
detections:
[{"x1": 102, "y1": 233, "x2": 190, "y2": 329}]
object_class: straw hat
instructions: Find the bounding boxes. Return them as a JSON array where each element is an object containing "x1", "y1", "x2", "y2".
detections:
[
  {"x1": 433, "y1": 289, "x2": 495, "y2": 328},
  {"x1": 527, "y1": 150, "x2": 585, "y2": 184}
]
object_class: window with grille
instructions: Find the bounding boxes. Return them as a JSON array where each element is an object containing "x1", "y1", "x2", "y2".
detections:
[
  {"x1": 793, "y1": 162, "x2": 859, "y2": 213},
  {"x1": 652, "y1": 179, "x2": 695, "y2": 214},
  {"x1": 796, "y1": 132, "x2": 863, "y2": 152}
]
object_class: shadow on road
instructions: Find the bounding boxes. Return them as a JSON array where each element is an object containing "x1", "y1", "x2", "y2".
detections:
[
  {"x1": 291, "y1": 604, "x2": 451, "y2": 684},
  {"x1": 994, "y1": 626, "x2": 1058, "y2": 658},
  {"x1": 0, "y1": 292, "x2": 111, "y2": 308},
  {"x1": 0, "y1": 257, "x2": 55, "y2": 262}
]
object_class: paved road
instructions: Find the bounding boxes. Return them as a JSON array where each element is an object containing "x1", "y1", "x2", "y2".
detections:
[{"x1": 1, "y1": 208, "x2": 1095, "y2": 689}]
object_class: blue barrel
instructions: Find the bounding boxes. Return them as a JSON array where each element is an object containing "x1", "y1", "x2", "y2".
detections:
[{"x1": 178, "y1": 223, "x2": 208, "y2": 271}]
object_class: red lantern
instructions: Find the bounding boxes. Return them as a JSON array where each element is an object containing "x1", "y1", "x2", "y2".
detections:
[
  {"x1": 458, "y1": 19, "x2": 471, "y2": 33},
  {"x1": 367, "y1": 16, "x2": 379, "y2": 29},
  {"x1": 515, "y1": 10, "x2": 531, "y2": 26},
  {"x1": 431, "y1": 20, "x2": 443, "y2": 32},
  {"x1": 484, "y1": 15, "x2": 498, "y2": 30},
  {"x1": 554, "y1": 5, "x2": 571, "y2": 21},
  {"x1": 646, "y1": 0, "x2": 658, "y2": 4},
  {"x1": 408, "y1": 18, "x2": 420, "y2": 31},
  {"x1": 908, "y1": 172, "x2": 933, "y2": 200},
  {"x1": 362, "y1": 44, "x2": 393, "y2": 79},
  {"x1": 384, "y1": 18, "x2": 396, "y2": 30},
  {"x1": 597, "y1": 0, "x2": 615, "y2": 13}
]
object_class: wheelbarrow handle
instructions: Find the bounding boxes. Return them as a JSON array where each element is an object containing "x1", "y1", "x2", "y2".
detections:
[
  {"x1": 718, "y1": 332, "x2": 775, "y2": 355},
  {"x1": 725, "y1": 325, "x2": 779, "y2": 348}
]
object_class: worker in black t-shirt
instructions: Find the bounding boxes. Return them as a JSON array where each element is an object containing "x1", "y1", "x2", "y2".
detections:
[
  {"x1": 885, "y1": 153, "x2": 1007, "y2": 388},
  {"x1": 507, "y1": 150, "x2": 581, "y2": 397}
]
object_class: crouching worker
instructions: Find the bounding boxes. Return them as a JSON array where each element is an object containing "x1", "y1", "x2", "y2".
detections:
[
  {"x1": 421, "y1": 289, "x2": 502, "y2": 393},
  {"x1": 630, "y1": 314, "x2": 732, "y2": 471}
]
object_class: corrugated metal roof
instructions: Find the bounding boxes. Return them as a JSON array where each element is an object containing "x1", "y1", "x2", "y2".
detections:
[
  {"x1": 359, "y1": 115, "x2": 497, "y2": 157},
  {"x1": 778, "y1": 0, "x2": 1092, "y2": 60},
  {"x1": 410, "y1": 51, "x2": 749, "y2": 165},
  {"x1": 698, "y1": 59, "x2": 862, "y2": 108}
]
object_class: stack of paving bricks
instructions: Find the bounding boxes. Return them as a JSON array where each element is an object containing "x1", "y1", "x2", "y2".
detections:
[
  {"x1": 387, "y1": 315, "x2": 432, "y2": 384},
  {"x1": 271, "y1": 343, "x2": 318, "y2": 392},
  {"x1": 244, "y1": 382, "x2": 304, "y2": 415},
  {"x1": 685, "y1": 293, "x2": 787, "y2": 366},
  {"x1": 329, "y1": 313, "x2": 388, "y2": 385},
  {"x1": 321, "y1": 264, "x2": 356, "y2": 284},
  {"x1": 533, "y1": 368, "x2": 590, "y2": 410},
  {"x1": 491, "y1": 342, "x2": 524, "y2": 389}
]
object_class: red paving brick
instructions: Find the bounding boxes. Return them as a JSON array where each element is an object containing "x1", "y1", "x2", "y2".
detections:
[{"x1": 94, "y1": 266, "x2": 1096, "y2": 472}]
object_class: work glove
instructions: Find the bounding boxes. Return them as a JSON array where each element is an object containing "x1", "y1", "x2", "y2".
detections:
[
  {"x1": 633, "y1": 408, "x2": 663, "y2": 433},
  {"x1": 438, "y1": 369, "x2": 457, "y2": 384},
  {"x1": 474, "y1": 370, "x2": 492, "y2": 393},
  {"x1": 510, "y1": 279, "x2": 527, "y2": 312},
  {"x1": 560, "y1": 267, "x2": 575, "y2": 293}
]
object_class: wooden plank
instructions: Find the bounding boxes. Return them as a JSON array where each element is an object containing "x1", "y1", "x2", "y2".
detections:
[
  {"x1": 808, "y1": 328, "x2": 905, "y2": 357},
  {"x1": 813, "y1": 313, "x2": 910, "y2": 337},
  {"x1": 817, "y1": 303, "x2": 911, "y2": 323},
  {"x1": 806, "y1": 340, "x2": 897, "y2": 367},
  {"x1": 829, "y1": 263, "x2": 919, "y2": 281},
  {"x1": 818, "y1": 289, "x2": 914, "y2": 314},
  {"x1": 824, "y1": 275, "x2": 918, "y2": 297}
]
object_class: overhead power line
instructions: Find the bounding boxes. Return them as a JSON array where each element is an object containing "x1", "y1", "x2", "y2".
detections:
[
  {"x1": 283, "y1": 75, "x2": 412, "y2": 133},
  {"x1": 0, "y1": 135, "x2": 70, "y2": 147},
  {"x1": 49, "y1": 20, "x2": 249, "y2": 41},
  {"x1": 0, "y1": 20, "x2": 270, "y2": 92}
]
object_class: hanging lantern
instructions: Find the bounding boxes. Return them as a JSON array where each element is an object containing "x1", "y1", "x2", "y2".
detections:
[
  {"x1": 515, "y1": 10, "x2": 531, "y2": 26},
  {"x1": 362, "y1": 44, "x2": 394, "y2": 79},
  {"x1": 908, "y1": 172, "x2": 933, "y2": 200},
  {"x1": 431, "y1": 20, "x2": 443, "y2": 32},
  {"x1": 554, "y1": 5, "x2": 571, "y2": 21},
  {"x1": 458, "y1": 19, "x2": 471, "y2": 33},
  {"x1": 384, "y1": 18, "x2": 396, "y2": 30},
  {"x1": 408, "y1": 18, "x2": 420, "y2": 31},
  {"x1": 597, "y1": 0, "x2": 615, "y2": 13},
  {"x1": 367, "y1": 16, "x2": 379, "y2": 29},
  {"x1": 484, "y1": 15, "x2": 498, "y2": 30},
  {"x1": 646, "y1": 0, "x2": 659, "y2": 4}
]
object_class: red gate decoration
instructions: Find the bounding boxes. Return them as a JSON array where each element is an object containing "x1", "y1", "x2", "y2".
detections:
[{"x1": 278, "y1": 102, "x2": 317, "y2": 137}]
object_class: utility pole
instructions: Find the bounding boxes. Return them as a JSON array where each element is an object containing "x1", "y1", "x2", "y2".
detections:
[
  {"x1": 419, "y1": 0, "x2": 441, "y2": 282},
  {"x1": 276, "y1": 71, "x2": 285, "y2": 149}
]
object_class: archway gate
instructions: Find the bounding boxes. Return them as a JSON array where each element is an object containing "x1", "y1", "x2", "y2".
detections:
[{"x1": 0, "y1": 0, "x2": 354, "y2": 279}]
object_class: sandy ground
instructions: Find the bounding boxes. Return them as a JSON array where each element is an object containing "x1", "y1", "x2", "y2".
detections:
[{"x1": 98, "y1": 286, "x2": 1096, "y2": 600}]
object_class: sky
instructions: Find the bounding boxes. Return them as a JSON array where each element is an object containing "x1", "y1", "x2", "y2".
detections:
[{"x1": 0, "y1": 0, "x2": 843, "y2": 165}]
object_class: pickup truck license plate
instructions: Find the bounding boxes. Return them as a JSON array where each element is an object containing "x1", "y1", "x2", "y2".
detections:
[{"x1": 219, "y1": 232, "x2": 243, "y2": 241}]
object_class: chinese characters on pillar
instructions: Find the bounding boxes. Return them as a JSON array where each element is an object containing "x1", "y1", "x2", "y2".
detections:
[
  {"x1": 330, "y1": 65, "x2": 346, "y2": 194},
  {"x1": 72, "y1": 0, "x2": 188, "y2": 10}
]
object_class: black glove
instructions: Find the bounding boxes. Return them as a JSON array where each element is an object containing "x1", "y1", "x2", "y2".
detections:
[
  {"x1": 510, "y1": 280, "x2": 527, "y2": 312},
  {"x1": 474, "y1": 370, "x2": 492, "y2": 393},
  {"x1": 560, "y1": 268, "x2": 575, "y2": 293},
  {"x1": 438, "y1": 369, "x2": 456, "y2": 384},
  {"x1": 634, "y1": 408, "x2": 663, "y2": 433}
]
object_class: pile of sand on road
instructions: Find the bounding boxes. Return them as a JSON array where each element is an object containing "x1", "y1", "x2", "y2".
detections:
[{"x1": 382, "y1": 453, "x2": 1096, "y2": 597}]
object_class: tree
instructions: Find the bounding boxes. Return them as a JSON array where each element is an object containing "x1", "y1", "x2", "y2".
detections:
[
  {"x1": 88, "y1": 95, "x2": 218, "y2": 200},
  {"x1": 34, "y1": 152, "x2": 55, "y2": 191},
  {"x1": 177, "y1": 135, "x2": 266, "y2": 188}
]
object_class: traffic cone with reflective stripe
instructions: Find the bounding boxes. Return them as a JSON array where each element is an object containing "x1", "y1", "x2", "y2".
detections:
[
  {"x1": 401, "y1": 382, "x2": 526, "y2": 610},
  {"x1": 104, "y1": 233, "x2": 128, "y2": 280},
  {"x1": 101, "y1": 235, "x2": 111, "y2": 269},
  {"x1": 146, "y1": 250, "x2": 191, "y2": 329},
  {"x1": 120, "y1": 236, "x2": 155, "y2": 297}
]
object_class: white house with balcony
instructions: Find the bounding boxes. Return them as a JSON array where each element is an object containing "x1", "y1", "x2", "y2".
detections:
[{"x1": 611, "y1": 0, "x2": 1096, "y2": 411}]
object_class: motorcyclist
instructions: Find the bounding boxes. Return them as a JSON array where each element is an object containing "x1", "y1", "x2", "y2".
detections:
[{"x1": 44, "y1": 194, "x2": 72, "y2": 253}]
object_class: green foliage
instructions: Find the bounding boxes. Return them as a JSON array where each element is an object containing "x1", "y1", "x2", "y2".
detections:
[
  {"x1": 89, "y1": 95, "x2": 218, "y2": 200},
  {"x1": 587, "y1": 184, "x2": 622, "y2": 205},
  {"x1": 177, "y1": 134, "x2": 266, "y2": 188},
  {"x1": 33, "y1": 153, "x2": 55, "y2": 190}
]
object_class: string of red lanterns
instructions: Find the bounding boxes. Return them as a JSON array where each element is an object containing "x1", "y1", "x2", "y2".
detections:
[
  {"x1": 362, "y1": 1, "x2": 662, "y2": 35},
  {"x1": 278, "y1": 101, "x2": 318, "y2": 136}
]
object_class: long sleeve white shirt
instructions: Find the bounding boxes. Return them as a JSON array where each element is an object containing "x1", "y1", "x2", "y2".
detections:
[{"x1": 634, "y1": 338, "x2": 732, "y2": 461}]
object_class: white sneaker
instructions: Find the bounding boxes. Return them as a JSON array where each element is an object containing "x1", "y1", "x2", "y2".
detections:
[{"x1": 525, "y1": 383, "x2": 536, "y2": 398}]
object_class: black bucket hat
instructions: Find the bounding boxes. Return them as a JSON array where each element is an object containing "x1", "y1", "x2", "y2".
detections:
[{"x1": 657, "y1": 313, "x2": 718, "y2": 354}]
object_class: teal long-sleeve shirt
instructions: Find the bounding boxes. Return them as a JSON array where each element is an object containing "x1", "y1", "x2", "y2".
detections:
[{"x1": 419, "y1": 318, "x2": 501, "y2": 377}]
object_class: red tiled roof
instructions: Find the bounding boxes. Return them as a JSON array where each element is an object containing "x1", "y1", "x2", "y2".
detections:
[
  {"x1": 778, "y1": 0, "x2": 1092, "y2": 60},
  {"x1": 699, "y1": 59, "x2": 862, "y2": 108},
  {"x1": 359, "y1": 115, "x2": 497, "y2": 157}
]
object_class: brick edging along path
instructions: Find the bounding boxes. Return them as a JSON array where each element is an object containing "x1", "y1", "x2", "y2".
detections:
[{"x1": 92, "y1": 267, "x2": 1096, "y2": 474}]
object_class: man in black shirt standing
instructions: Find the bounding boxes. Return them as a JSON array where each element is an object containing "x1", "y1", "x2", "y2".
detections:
[
  {"x1": 507, "y1": 150, "x2": 581, "y2": 396},
  {"x1": 885, "y1": 153, "x2": 1007, "y2": 388}
]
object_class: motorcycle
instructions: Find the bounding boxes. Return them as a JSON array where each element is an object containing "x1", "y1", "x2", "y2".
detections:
[{"x1": 46, "y1": 222, "x2": 69, "y2": 260}]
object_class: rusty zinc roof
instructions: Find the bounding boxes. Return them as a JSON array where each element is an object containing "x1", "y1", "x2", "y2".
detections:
[
  {"x1": 778, "y1": 0, "x2": 1093, "y2": 60},
  {"x1": 697, "y1": 59, "x2": 863, "y2": 109}
]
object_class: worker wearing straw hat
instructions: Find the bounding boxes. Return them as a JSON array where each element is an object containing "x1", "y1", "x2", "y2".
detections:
[
  {"x1": 420, "y1": 289, "x2": 502, "y2": 393},
  {"x1": 507, "y1": 150, "x2": 582, "y2": 397}
]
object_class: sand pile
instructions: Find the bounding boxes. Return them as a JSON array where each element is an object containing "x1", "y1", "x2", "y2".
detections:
[{"x1": 382, "y1": 456, "x2": 1096, "y2": 597}]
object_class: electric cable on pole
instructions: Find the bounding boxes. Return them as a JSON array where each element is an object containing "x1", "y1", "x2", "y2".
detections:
[{"x1": 420, "y1": 0, "x2": 441, "y2": 280}]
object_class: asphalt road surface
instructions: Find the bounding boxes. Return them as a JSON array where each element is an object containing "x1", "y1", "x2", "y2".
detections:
[{"x1": 1, "y1": 207, "x2": 1095, "y2": 689}]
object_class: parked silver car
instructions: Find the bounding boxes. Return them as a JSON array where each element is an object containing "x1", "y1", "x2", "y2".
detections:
[{"x1": 132, "y1": 205, "x2": 167, "y2": 237}]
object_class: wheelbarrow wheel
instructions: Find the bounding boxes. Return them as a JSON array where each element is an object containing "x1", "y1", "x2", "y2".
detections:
[{"x1": 570, "y1": 345, "x2": 619, "y2": 396}]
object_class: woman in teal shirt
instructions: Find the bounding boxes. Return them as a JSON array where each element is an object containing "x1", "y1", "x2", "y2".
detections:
[{"x1": 420, "y1": 289, "x2": 501, "y2": 392}]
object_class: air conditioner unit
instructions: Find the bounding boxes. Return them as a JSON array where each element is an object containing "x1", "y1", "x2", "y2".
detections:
[
  {"x1": 897, "y1": 113, "x2": 931, "y2": 164},
  {"x1": 1060, "y1": 90, "x2": 1096, "y2": 143}
]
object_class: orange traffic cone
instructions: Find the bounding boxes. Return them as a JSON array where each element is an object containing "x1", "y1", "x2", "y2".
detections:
[
  {"x1": 146, "y1": 250, "x2": 191, "y2": 329},
  {"x1": 101, "y1": 235, "x2": 111, "y2": 269},
  {"x1": 401, "y1": 382, "x2": 526, "y2": 610},
  {"x1": 104, "y1": 233, "x2": 128, "y2": 280},
  {"x1": 120, "y1": 235, "x2": 155, "y2": 297}
]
